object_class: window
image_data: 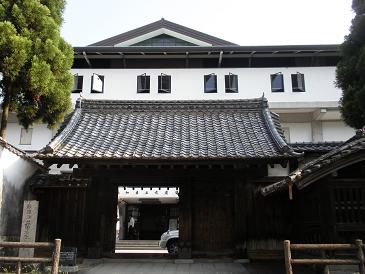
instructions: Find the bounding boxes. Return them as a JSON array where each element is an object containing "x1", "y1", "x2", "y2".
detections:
[
  {"x1": 333, "y1": 187, "x2": 365, "y2": 224},
  {"x1": 137, "y1": 74, "x2": 150, "y2": 93},
  {"x1": 204, "y1": 74, "x2": 217, "y2": 93},
  {"x1": 292, "y1": 73, "x2": 306, "y2": 92},
  {"x1": 71, "y1": 74, "x2": 83, "y2": 93},
  {"x1": 158, "y1": 74, "x2": 171, "y2": 93},
  {"x1": 271, "y1": 73, "x2": 284, "y2": 92},
  {"x1": 91, "y1": 73, "x2": 104, "y2": 93},
  {"x1": 20, "y1": 128, "x2": 33, "y2": 145},
  {"x1": 225, "y1": 73, "x2": 238, "y2": 93}
]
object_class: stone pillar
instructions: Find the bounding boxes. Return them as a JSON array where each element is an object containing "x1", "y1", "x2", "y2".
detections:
[
  {"x1": 178, "y1": 181, "x2": 192, "y2": 259},
  {"x1": 19, "y1": 200, "x2": 39, "y2": 257}
]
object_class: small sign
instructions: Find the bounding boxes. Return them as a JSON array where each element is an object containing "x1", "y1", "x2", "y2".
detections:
[
  {"x1": 60, "y1": 247, "x2": 77, "y2": 266},
  {"x1": 19, "y1": 200, "x2": 39, "y2": 257}
]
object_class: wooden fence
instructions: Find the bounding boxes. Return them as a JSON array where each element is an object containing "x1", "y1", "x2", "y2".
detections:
[
  {"x1": 0, "y1": 239, "x2": 61, "y2": 274},
  {"x1": 284, "y1": 239, "x2": 365, "y2": 274}
]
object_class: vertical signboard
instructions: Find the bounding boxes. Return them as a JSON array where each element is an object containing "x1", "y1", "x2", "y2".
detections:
[{"x1": 19, "y1": 200, "x2": 39, "y2": 257}]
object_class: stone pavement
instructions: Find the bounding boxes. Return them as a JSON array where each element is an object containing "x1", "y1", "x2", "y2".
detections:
[{"x1": 78, "y1": 259, "x2": 318, "y2": 274}]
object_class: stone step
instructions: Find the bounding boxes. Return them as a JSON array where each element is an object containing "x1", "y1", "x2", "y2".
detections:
[
  {"x1": 115, "y1": 240, "x2": 161, "y2": 250},
  {"x1": 116, "y1": 246, "x2": 163, "y2": 250}
]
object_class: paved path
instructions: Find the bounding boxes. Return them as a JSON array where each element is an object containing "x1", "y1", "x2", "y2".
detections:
[{"x1": 78, "y1": 261, "x2": 317, "y2": 274}]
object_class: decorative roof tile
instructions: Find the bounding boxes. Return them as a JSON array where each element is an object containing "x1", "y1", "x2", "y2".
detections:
[{"x1": 38, "y1": 98, "x2": 298, "y2": 163}]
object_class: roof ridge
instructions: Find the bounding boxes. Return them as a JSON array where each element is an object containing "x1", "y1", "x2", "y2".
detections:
[
  {"x1": 261, "y1": 107, "x2": 302, "y2": 157},
  {"x1": 75, "y1": 98, "x2": 267, "y2": 111},
  {"x1": 44, "y1": 109, "x2": 82, "y2": 154},
  {"x1": 290, "y1": 141, "x2": 344, "y2": 144}
]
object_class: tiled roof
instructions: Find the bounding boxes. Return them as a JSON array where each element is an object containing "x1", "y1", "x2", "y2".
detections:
[
  {"x1": 89, "y1": 18, "x2": 237, "y2": 46},
  {"x1": 37, "y1": 98, "x2": 298, "y2": 163},
  {"x1": 261, "y1": 128, "x2": 365, "y2": 197},
  {"x1": 0, "y1": 137, "x2": 47, "y2": 170},
  {"x1": 290, "y1": 142, "x2": 343, "y2": 153}
]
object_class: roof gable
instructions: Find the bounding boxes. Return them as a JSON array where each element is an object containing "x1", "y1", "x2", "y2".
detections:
[
  {"x1": 130, "y1": 34, "x2": 200, "y2": 47},
  {"x1": 261, "y1": 128, "x2": 365, "y2": 197},
  {"x1": 89, "y1": 19, "x2": 237, "y2": 47}
]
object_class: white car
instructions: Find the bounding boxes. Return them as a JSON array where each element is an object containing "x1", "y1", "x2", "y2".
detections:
[{"x1": 159, "y1": 230, "x2": 179, "y2": 254}]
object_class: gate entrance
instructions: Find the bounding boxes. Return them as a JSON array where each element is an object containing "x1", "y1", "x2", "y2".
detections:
[{"x1": 116, "y1": 186, "x2": 179, "y2": 254}]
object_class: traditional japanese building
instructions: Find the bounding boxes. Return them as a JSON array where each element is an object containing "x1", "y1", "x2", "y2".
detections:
[
  {"x1": 33, "y1": 97, "x2": 300, "y2": 258},
  {"x1": 5, "y1": 19, "x2": 362, "y2": 259},
  {"x1": 3, "y1": 18, "x2": 355, "y2": 153}
]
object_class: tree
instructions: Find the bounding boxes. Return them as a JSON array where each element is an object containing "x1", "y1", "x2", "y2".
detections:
[
  {"x1": 336, "y1": 0, "x2": 365, "y2": 129},
  {"x1": 0, "y1": 0, "x2": 73, "y2": 139}
]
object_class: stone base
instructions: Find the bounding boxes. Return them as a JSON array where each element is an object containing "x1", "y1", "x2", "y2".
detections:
[
  {"x1": 45, "y1": 265, "x2": 79, "y2": 273},
  {"x1": 178, "y1": 242, "x2": 192, "y2": 259},
  {"x1": 60, "y1": 266, "x2": 79, "y2": 273}
]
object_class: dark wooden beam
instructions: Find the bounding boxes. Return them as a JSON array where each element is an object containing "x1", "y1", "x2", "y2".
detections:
[{"x1": 178, "y1": 180, "x2": 192, "y2": 259}]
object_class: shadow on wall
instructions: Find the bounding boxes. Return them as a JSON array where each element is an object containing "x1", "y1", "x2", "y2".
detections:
[{"x1": 0, "y1": 147, "x2": 39, "y2": 241}]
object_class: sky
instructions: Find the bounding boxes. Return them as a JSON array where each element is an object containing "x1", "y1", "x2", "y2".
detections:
[{"x1": 61, "y1": 0, "x2": 355, "y2": 47}]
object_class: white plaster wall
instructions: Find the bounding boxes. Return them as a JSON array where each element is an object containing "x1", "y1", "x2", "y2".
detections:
[
  {"x1": 0, "y1": 147, "x2": 39, "y2": 239},
  {"x1": 71, "y1": 67, "x2": 341, "y2": 103},
  {"x1": 3, "y1": 66, "x2": 349, "y2": 150},
  {"x1": 267, "y1": 164, "x2": 290, "y2": 177},
  {"x1": 322, "y1": 121, "x2": 355, "y2": 141},
  {"x1": 281, "y1": 123, "x2": 312, "y2": 142},
  {"x1": 6, "y1": 122, "x2": 54, "y2": 151}
]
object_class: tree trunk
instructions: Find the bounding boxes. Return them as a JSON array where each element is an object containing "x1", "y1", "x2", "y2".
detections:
[{"x1": 0, "y1": 88, "x2": 11, "y2": 140}]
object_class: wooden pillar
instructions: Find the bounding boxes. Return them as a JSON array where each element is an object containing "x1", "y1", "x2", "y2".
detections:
[
  {"x1": 101, "y1": 182, "x2": 118, "y2": 255},
  {"x1": 86, "y1": 176, "x2": 119, "y2": 258},
  {"x1": 86, "y1": 178, "x2": 103, "y2": 258},
  {"x1": 234, "y1": 178, "x2": 247, "y2": 257},
  {"x1": 178, "y1": 180, "x2": 192, "y2": 259},
  {"x1": 284, "y1": 240, "x2": 293, "y2": 274}
]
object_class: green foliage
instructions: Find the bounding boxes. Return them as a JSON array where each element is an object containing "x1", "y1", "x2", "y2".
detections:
[
  {"x1": 336, "y1": 0, "x2": 365, "y2": 129},
  {"x1": 0, "y1": 0, "x2": 73, "y2": 130}
]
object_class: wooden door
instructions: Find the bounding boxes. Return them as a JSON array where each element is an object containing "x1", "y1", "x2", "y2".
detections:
[{"x1": 192, "y1": 182, "x2": 234, "y2": 253}]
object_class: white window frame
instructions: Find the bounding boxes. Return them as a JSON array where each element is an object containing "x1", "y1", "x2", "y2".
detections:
[{"x1": 19, "y1": 128, "x2": 33, "y2": 145}]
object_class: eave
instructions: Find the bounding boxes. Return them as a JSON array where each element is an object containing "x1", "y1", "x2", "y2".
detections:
[{"x1": 74, "y1": 44, "x2": 340, "y2": 59}]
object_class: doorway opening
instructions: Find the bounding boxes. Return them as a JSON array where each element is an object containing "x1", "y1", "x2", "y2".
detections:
[{"x1": 115, "y1": 186, "x2": 179, "y2": 254}]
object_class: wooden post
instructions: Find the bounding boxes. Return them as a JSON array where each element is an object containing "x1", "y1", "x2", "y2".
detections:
[
  {"x1": 178, "y1": 181, "x2": 192, "y2": 259},
  {"x1": 51, "y1": 239, "x2": 61, "y2": 274},
  {"x1": 284, "y1": 240, "x2": 293, "y2": 274},
  {"x1": 356, "y1": 239, "x2": 365, "y2": 274},
  {"x1": 16, "y1": 261, "x2": 21, "y2": 274},
  {"x1": 320, "y1": 250, "x2": 330, "y2": 274}
]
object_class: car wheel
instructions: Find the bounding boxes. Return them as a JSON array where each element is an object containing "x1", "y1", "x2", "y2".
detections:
[{"x1": 167, "y1": 240, "x2": 179, "y2": 255}]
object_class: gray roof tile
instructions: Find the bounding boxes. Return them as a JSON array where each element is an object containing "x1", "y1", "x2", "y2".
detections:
[{"x1": 38, "y1": 98, "x2": 297, "y2": 162}]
